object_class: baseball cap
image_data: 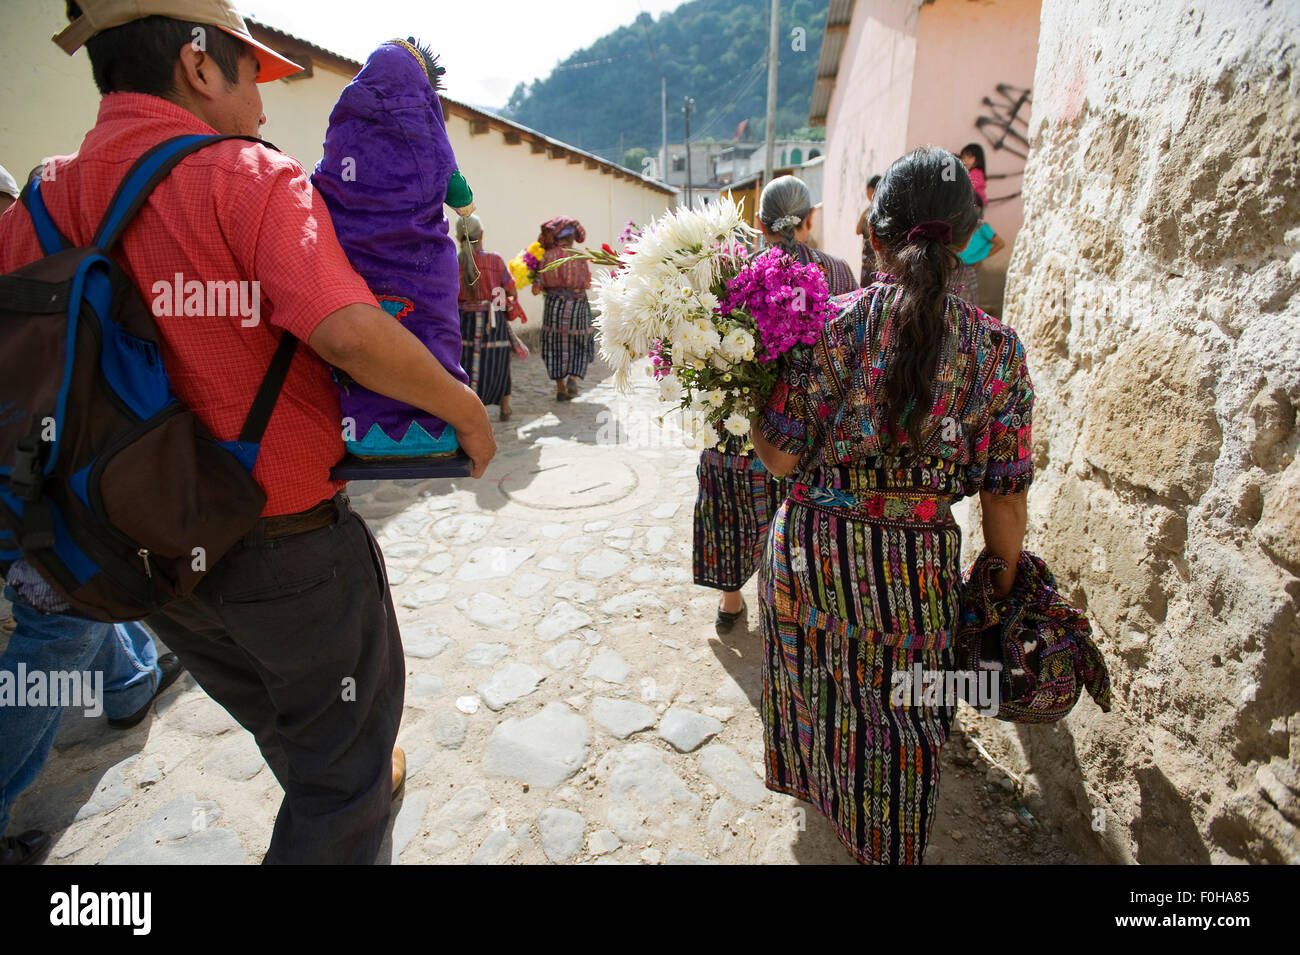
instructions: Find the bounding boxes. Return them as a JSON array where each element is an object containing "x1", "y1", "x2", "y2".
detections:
[{"x1": 53, "y1": 0, "x2": 303, "y2": 83}]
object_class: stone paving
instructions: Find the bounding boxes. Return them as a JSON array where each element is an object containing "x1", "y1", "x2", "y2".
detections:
[{"x1": 3, "y1": 348, "x2": 1088, "y2": 865}]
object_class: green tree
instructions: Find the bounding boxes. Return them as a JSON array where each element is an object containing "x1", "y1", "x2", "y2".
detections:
[
  {"x1": 621, "y1": 147, "x2": 649, "y2": 172},
  {"x1": 504, "y1": 0, "x2": 830, "y2": 161}
]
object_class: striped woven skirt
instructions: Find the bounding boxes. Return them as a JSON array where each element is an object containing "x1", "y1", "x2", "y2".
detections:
[
  {"x1": 459, "y1": 303, "x2": 512, "y2": 407},
  {"x1": 759, "y1": 491, "x2": 960, "y2": 864},
  {"x1": 693, "y1": 444, "x2": 784, "y2": 591},
  {"x1": 541, "y1": 292, "x2": 594, "y2": 381}
]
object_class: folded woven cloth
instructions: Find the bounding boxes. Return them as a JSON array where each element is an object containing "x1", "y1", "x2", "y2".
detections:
[{"x1": 956, "y1": 548, "x2": 1112, "y2": 723}]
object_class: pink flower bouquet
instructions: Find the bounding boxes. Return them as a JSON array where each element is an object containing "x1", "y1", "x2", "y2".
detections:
[{"x1": 593, "y1": 198, "x2": 835, "y2": 450}]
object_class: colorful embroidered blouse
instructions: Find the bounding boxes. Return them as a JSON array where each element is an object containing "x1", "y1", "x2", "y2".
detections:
[
  {"x1": 759, "y1": 276, "x2": 1034, "y2": 500},
  {"x1": 535, "y1": 246, "x2": 591, "y2": 292},
  {"x1": 458, "y1": 249, "x2": 527, "y2": 322}
]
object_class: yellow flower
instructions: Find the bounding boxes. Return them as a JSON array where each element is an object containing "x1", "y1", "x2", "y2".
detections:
[
  {"x1": 507, "y1": 256, "x2": 531, "y2": 290},
  {"x1": 527, "y1": 241, "x2": 546, "y2": 260}
]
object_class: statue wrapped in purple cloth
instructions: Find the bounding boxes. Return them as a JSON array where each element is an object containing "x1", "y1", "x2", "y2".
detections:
[{"x1": 312, "y1": 38, "x2": 477, "y2": 458}]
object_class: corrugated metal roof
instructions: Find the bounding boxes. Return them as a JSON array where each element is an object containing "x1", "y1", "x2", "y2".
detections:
[
  {"x1": 246, "y1": 19, "x2": 362, "y2": 73},
  {"x1": 808, "y1": 0, "x2": 856, "y2": 125},
  {"x1": 827, "y1": 0, "x2": 855, "y2": 27}
]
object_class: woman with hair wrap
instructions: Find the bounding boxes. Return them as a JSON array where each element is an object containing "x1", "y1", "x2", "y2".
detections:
[
  {"x1": 693, "y1": 176, "x2": 857, "y2": 632},
  {"x1": 752, "y1": 147, "x2": 1035, "y2": 864},
  {"x1": 456, "y1": 215, "x2": 527, "y2": 422},
  {"x1": 531, "y1": 217, "x2": 593, "y2": 400}
]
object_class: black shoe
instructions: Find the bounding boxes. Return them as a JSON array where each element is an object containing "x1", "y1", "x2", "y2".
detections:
[
  {"x1": 0, "y1": 830, "x2": 52, "y2": 866},
  {"x1": 715, "y1": 601, "x2": 746, "y2": 633},
  {"x1": 107, "y1": 653, "x2": 185, "y2": 729}
]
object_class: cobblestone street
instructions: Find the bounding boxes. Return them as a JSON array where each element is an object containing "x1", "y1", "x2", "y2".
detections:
[{"x1": 4, "y1": 348, "x2": 1088, "y2": 865}]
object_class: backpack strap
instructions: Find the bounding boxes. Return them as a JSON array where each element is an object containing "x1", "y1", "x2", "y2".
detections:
[
  {"x1": 94, "y1": 133, "x2": 268, "y2": 249},
  {"x1": 91, "y1": 134, "x2": 299, "y2": 456},
  {"x1": 238, "y1": 333, "x2": 299, "y2": 445},
  {"x1": 21, "y1": 178, "x2": 71, "y2": 255}
]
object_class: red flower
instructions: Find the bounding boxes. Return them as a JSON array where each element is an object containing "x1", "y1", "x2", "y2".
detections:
[
  {"x1": 865, "y1": 496, "x2": 885, "y2": 518},
  {"x1": 913, "y1": 499, "x2": 937, "y2": 521},
  {"x1": 602, "y1": 243, "x2": 615, "y2": 255}
]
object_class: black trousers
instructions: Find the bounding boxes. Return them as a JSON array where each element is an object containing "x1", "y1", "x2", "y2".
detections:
[{"x1": 146, "y1": 495, "x2": 404, "y2": 864}]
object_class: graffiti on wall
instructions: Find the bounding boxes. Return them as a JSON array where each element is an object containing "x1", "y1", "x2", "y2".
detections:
[{"x1": 975, "y1": 83, "x2": 1032, "y2": 204}]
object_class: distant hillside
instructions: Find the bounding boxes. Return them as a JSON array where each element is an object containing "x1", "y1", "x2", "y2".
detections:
[{"x1": 501, "y1": 0, "x2": 828, "y2": 162}]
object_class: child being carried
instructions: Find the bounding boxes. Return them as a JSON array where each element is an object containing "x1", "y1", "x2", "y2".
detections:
[{"x1": 312, "y1": 37, "x2": 476, "y2": 459}]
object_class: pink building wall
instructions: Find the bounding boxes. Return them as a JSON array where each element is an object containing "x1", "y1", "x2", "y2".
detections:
[
  {"x1": 821, "y1": 0, "x2": 922, "y2": 276},
  {"x1": 907, "y1": 0, "x2": 1041, "y2": 312},
  {"x1": 823, "y1": 0, "x2": 1042, "y2": 313}
]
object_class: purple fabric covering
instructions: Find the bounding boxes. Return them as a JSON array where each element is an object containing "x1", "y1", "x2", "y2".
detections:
[{"x1": 312, "y1": 42, "x2": 468, "y2": 442}]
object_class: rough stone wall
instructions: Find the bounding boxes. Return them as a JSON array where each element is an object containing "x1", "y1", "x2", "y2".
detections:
[{"x1": 960, "y1": 0, "x2": 1300, "y2": 863}]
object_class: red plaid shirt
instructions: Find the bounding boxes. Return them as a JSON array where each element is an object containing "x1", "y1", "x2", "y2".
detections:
[{"x1": 0, "y1": 94, "x2": 378, "y2": 515}]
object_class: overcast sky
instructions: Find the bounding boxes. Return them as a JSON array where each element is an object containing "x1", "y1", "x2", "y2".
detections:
[{"x1": 244, "y1": 0, "x2": 690, "y2": 109}]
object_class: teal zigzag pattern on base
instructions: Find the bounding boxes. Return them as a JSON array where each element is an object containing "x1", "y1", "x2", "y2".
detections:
[{"x1": 346, "y1": 420, "x2": 459, "y2": 457}]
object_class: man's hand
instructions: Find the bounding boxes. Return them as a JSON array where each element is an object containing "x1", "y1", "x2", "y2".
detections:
[
  {"x1": 456, "y1": 413, "x2": 496, "y2": 479},
  {"x1": 309, "y1": 302, "x2": 497, "y2": 477}
]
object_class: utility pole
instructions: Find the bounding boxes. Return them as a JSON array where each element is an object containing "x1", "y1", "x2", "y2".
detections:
[
  {"x1": 763, "y1": 0, "x2": 780, "y2": 187},
  {"x1": 661, "y1": 76, "x2": 668, "y2": 182},
  {"x1": 683, "y1": 96, "x2": 695, "y2": 208}
]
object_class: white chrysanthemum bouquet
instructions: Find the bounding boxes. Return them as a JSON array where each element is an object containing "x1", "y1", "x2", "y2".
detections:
[{"x1": 588, "y1": 197, "x2": 836, "y2": 450}]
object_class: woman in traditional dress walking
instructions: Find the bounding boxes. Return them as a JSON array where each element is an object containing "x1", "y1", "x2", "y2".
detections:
[
  {"x1": 751, "y1": 147, "x2": 1034, "y2": 864},
  {"x1": 531, "y1": 216, "x2": 593, "y2": 401},
  {"x1": 456, "y1": 214, "x2": 527, "y2": 421},
  {"x1": 693, "y1": 176, "x2": 857, "y2": 631}
]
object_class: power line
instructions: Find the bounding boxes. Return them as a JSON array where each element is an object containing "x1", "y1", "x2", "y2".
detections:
[
  {"x1": 689, "y1": 56, "x2": 767, "y2": 141},
  {"x1": 635, "y1": 0, "x2": 661, "y2": 71},
  {"x1": 550, "y1": 52, "x2": 636, "y2": 72}
]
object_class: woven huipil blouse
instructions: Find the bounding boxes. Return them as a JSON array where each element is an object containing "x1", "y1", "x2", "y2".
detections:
[{"x1": 758, "y1": 277, "x2": 1034, "y2": 650}]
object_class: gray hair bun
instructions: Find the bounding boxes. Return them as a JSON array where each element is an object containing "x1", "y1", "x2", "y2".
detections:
[{"x1": 759, "y1": 175, "x2": 812, "y2": 248}]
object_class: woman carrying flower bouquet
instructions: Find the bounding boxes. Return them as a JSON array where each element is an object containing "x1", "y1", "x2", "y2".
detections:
[
  {"x1": 694, "y1": 176, "x2": 857, "y2": 631},
  {"x1": 751, "y1": 147, "x2": 1034, "y2": 864},
  {"x1": 531, "y1": 216, "x2": 594, "y2": 400},
  {"x1": 456, "y1": 214, "x2": 528, "y2": 422}
]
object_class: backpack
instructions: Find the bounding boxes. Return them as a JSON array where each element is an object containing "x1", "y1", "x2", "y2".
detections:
[{"x1": 0, "y1": 134, "x2": 298, "y2": 622}]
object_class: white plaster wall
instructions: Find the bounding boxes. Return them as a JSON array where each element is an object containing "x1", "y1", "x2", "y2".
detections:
[
  {"x1": 1, "y1": 0, "x2": 104, "y2": 178},
  {"x1": 445, "y1": 116, "x2": 674, "y2": 326}
]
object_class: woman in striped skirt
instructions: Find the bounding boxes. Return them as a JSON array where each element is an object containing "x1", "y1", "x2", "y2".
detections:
[
  {"x1": 694, "y1": 176, "x2": 857, "y2": 631},
  {"x1": 531, "y1": 216, "x2": 593, "y2": 401},
  {"x1": 751, "y1": 147, "x2": 1035, "y2": 864},
  {"x1": 456, "y1": 215, "x2": 526, "y2": 421}
]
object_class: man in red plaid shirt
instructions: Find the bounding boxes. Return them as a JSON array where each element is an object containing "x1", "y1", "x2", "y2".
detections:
[{"x1": 0, "y1": 0, "x2": 495, "y2": 864}]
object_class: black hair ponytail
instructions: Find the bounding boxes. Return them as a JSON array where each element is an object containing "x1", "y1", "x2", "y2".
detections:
[{"x1": 868, "y1": 146, "x2": 979, "y2": 446}]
